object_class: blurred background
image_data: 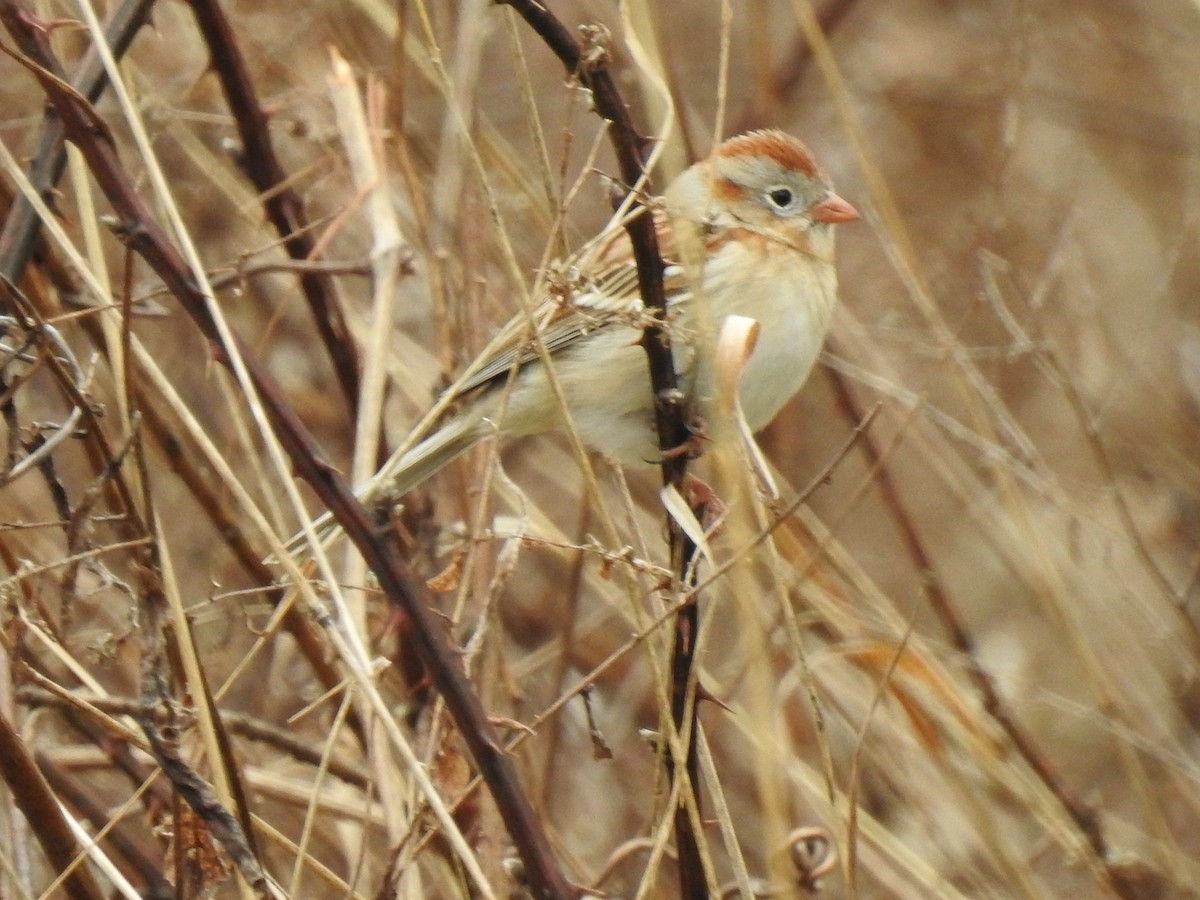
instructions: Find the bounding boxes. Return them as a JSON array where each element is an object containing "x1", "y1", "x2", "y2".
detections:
[{"x1": 1, "y1": 0, "x2": 1198, "y2": 897}]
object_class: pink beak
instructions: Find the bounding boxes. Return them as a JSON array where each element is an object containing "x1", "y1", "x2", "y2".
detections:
[{"x1": 812, "y1": 192, "x2": 860, "y2": 224}]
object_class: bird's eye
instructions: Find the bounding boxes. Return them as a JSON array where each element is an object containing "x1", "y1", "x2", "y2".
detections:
[{"x1": 767, "y1": 187, "x2": 795, "y2": 210}]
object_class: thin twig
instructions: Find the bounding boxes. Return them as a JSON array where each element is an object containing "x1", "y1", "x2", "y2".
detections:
[
  {"x1": 0, "y1": 13, "x2": 574, "y2": 898},
  {"x1": 494, "y1": 4, "x2": 708, "y2": 893},
  {"x1": 140, "y1": 699, "x2": 272, "y2": 895},
  {"x1": 186, "y1": 0, "x2": 364, "y2": 419},
  {"x1": 35, "y1": 751, "x2": 175, "y2": 899},
  {"x1": 18, "y1": 684, "x2": 371, "y2": 788},
  {"x1": 0, "y1": 308, "x2": 86, "y2": 487},
  {"x1": 0, "y1": 0, "x2": 155, "y2": 283},
  {"x1": 825, "y1": 366, "x2": 1120, "y2": 883},
  {"x1": 0, "y1": 707, "x2": 107, "y2": 899}
]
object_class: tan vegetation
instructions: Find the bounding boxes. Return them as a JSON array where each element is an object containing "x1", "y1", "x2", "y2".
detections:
[{"x1": 0, "y1": 1, "x2": 1196, "y2": 897}]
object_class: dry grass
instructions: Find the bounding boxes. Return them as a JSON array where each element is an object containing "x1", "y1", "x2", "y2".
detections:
[{"x1": 0, "y1": 1, "x2": 1197, "y2": 897}]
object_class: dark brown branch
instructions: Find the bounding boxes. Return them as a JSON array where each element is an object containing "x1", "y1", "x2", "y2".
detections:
[
  {"x1": 185, "y1": 0, "x2": 363, "y2": 420},
  {"x1": 824, "y1": 362, "x2": 1137, "y2": 898},
  {"x1": 129, "y1": 379, "x2": 267, "y2": 892},
  {"x1": 0, "y1": 0, "x2": 370, "y2": 768},
  {"x1": 140, "y1": 696, "x2": 270, "y2": 894},
  {"x1": 0, "y1": 11, "x2": 574, "y2": 898},
  {"x1": 18, "y1": 684, "x2": 372, "y2": 789},
  {"x1": 494, "y1": 2, "x2": 706, "y2": 894},
  {"x1": 0, "y1": 708, "x2": 107, "y2": 900},
  {"x1": 494, "y1": 1, "x2": 686, "y2": 476},
  {"x1": 0, "y1": 0, "x2": 156, "y2": 282},
  {"x1": 136, "y1": 389, "x2": 371, "y2": 749},
  {"x1": 36, "y1": 751, "x2": 175, "y2": 899}
]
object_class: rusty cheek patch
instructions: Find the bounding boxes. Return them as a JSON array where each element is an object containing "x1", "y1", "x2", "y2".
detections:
[{"x1": 712, "y1": 178, "x2": 747, "y2": 203}]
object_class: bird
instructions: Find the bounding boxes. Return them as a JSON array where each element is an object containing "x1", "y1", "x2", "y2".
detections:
[{"x1": 314, "y1": 129, "x2": 857, "y2": 530}]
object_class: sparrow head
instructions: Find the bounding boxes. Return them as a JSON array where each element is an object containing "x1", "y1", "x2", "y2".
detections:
[{"x1": 666, "y1": 130, "x2": 858, "y2": 247}]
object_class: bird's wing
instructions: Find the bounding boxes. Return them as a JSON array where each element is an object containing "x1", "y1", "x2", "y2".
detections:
[{"x1": 452, "y1": 208, "x2": 690, "y2": 397}]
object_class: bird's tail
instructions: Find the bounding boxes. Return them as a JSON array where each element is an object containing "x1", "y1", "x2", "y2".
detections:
[
  {"x1": 366, "y1": 413, "x2": 485, "y2": 503},
  {"x1": 282, "y1": 413, "x2": 484, "y2": 560}
]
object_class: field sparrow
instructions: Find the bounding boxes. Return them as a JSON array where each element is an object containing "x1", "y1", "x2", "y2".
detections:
[{"x1": 347, "y1": 130, "x2": 856, "y2": 509}]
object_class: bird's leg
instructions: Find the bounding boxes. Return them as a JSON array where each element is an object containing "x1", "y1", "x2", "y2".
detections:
[{"x1": 658, "y1": 412, "x2": 710, "y2": 460}]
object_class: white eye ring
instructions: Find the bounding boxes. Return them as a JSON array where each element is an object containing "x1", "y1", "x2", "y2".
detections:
[{"x1": 766, "y1": 186, "x2": 796, "y2": 211}]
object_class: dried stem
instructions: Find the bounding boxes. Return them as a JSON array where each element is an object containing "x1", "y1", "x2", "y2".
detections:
[
  {"x1": 495, "y1": 2, "x2": 707, "y2": 894},
  {"x1": 36, "y1": 749, "x2": 175, "y2": 898},
  {"x1": 0, "y1": 708, "x2": 108, "y2": 899},
  {"x1": 186, "y1": 0, "x2": 364, "y2": 420},
  {"x1": 0, "y1": 8, "x2": 573, "y2": 897},
  {"x1": 0, "y1": 0, "x2": 360, "y2": 756},
  {"x1": 824, "y1": 365, "x2": 1132, "y2": 894},
  {"x1": 0, "y1": 0, "x2": 155, "y2": 283}
]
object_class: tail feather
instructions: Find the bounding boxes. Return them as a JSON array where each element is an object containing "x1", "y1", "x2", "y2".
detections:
[
  {"x1": 284, "y1": 413, "x2": 484, "y2": 559},
  {"x1": 363, "y1": 413, "x2": 484, "y2": 504}
]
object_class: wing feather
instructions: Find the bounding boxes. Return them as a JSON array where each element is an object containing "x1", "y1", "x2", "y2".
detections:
[{"x1": 454, "y1": 208, "x2": 690, "y2": 397}]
